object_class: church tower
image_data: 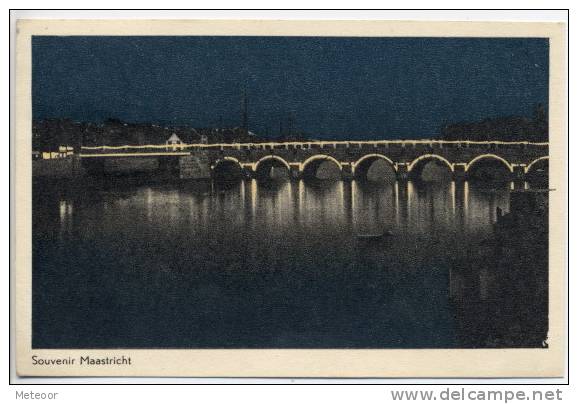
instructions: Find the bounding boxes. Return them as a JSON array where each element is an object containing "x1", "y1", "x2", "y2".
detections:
[{"x1": 241, "y1": 87, "x2": 248, "y2": 135}]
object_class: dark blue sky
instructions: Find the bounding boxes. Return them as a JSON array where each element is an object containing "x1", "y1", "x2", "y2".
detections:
[{"x1": 32, "y1": 36, "x2": 548, "y2": 139}]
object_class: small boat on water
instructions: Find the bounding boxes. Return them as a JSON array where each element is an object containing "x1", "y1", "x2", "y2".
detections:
[{"x1": 356, "y1": 230, "x2": 394, "y2": 241}]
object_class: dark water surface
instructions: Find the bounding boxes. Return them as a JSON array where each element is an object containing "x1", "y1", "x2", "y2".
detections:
[{"x1": 32, "y1": 178, "x2": 546, "y2": 348}]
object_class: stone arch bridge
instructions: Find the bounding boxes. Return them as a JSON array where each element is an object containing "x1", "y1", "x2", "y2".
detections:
[{"x1": 79, "y1": 140, "x2": 549, "y2": 180}]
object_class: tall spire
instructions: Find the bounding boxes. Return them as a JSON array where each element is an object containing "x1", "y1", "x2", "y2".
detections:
[{"x1": 241, "y1": 86, "x2": 248, "y2": 135}]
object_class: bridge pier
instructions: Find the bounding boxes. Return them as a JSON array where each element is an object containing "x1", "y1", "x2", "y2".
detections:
[
  {"x1": 290, "y1": 166, "x2": 302, "y2": 180},
  {"x1": 453, "y1": 164, "x2": 467, "y2": 181},
  {"x1": 341, "y1": 164, "x2": 354, "y2": 181},
  {"x1": 179, "y1": 154, "x2": 211, "y2": 179},
  {"x1": 396, "y1": 163, "x2": 409, "y2": 181},
  {"x1": 513, "y1": 165, "x2": 526, "y2": 181},
  {"x1": 242, "y1": 166, "x2": 254, "y2": 179}
]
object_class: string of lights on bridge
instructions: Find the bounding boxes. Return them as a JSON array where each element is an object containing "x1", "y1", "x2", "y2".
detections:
[{"x1": 80, "y1": 139, "x2": 549, "y2": 151}]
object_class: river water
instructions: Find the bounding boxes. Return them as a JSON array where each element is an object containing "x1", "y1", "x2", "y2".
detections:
[{"x1": 32, "y1": 178, "x2": 546, "y2": 348}]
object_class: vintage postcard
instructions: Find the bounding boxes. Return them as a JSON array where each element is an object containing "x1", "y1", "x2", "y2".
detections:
[{"x1": 14, "y1": 19, "x2": 566, "y2": 377}]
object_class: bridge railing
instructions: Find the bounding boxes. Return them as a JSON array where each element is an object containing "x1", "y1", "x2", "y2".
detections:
[{"x1": 79, "y1": 139, "x2": 549, "y2": 155}]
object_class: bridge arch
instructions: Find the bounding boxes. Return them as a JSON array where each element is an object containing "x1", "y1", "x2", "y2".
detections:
[
  {"x1": 212, "y1": 156, "x2": 243, "y2": 179},
  {"x1": 301, "y1": 154, "x2": 342, "y2": 179},
  {"x1": 352, "y1": 153, "x2": 397, "y2": 181},
  {"x1": 465, "y1": 154, "x2": 513, "y2": 173},
  {"x1": 407, "y1": 154, "x2": 454, "y2": 183},
  {"x1": 408, "y1": 154, "x2": 454, "y2": 173},
  {"x1": 212, "y1": 156, "x2": 242, "y2": 167},
  {"x1": 254, "y1": 155, "x2": 291, "y2": 172},
  {"x1": 525, "y1": 156, "x2": 549, "y2": 174},
  {"x1": 254, "y1": 155, "x2": 291, "y2": 179},
  {"x1": 353, "y1": 154, "x2": 397, "y2": 174},
  {"x1": 301, "y1": 154, "x2": 342, "y2": 171}
]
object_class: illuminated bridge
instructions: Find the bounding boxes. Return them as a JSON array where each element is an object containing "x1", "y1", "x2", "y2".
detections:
[{"x1": 79, "y1": 139, "x2": 549, "y2": 181}]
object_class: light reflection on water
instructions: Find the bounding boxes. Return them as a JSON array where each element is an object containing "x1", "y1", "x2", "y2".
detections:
[
  {"x1": 54, "y1": 180, "x2": 514, "y2": 239},
  {"x1": 34, "y1": 179, "x2": 527, "y2": 348}
]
